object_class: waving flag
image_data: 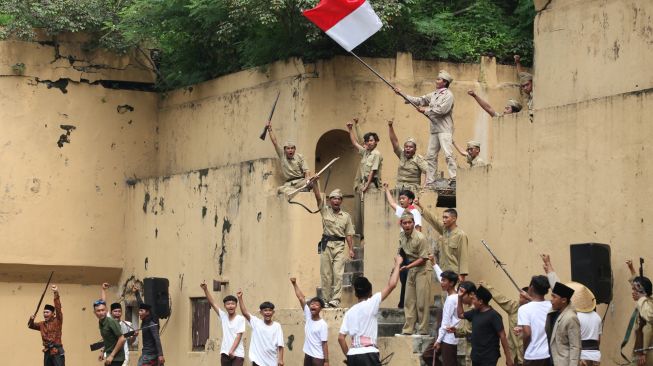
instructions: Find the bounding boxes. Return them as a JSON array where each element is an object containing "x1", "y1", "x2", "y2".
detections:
[{"x1": 303, "y1": 0, "x2": 382, "y2": 52}]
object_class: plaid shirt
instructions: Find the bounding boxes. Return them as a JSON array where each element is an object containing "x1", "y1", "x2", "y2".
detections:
[{"x1": 28, "y1": 294, "x2": 63, "y2": 354}]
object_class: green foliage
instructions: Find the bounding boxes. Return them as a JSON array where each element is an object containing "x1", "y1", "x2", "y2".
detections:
[{"x1": 0, "y1": 0, "x2": 534, "y2": 89}]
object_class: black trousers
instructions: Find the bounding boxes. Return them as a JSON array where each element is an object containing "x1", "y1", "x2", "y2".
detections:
[
  {"x1": 304, "y1": 354, "x2": 325, "y2": 366},
  {"x1": 44, "y1": 352, "x2": 65, "y2": 366},
  {"x1": 398, "y1": 257, "x2": 411, "y2": 308},
  {"x1": 347, "y1": 352, "x2": 382, "y2": 366}
]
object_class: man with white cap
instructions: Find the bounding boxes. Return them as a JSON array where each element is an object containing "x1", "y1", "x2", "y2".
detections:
[
  {"x1": 394, "y1": 70, "x2": 457, "y2": 187},
  {"x1": 312, "y1": 182, "x2": 355, "y2": 308},
  {"x1": 467, "y1": 90, "x2": 523, "y2": 117},
  {"x1": 387, "y1": 120, "x2": 427, "y2": 192},
  {"x1": 546, "y1": 282, "x2": 581, "y2": 366},
  {"x1": 514, "y1": 55, "x2": 533, "y2": 119},
  {"x1": 453, "y1": 140, "x2": 486, "y2": 168},
  {"x1": 265, "y1": 120, "x2": 310, "y2": 195}
]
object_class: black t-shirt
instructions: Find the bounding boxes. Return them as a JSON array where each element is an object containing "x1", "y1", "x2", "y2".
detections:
[{"x1": 464, "y1": 308, "x2": 504, "y2": 363}]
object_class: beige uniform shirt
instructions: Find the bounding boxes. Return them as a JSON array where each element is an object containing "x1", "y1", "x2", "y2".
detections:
[
  {"x1": 358, "y1": 147, "x2": 382, "y2": 185},
  {"x1": 399, "y1": 230, "x2": 430, "y2": 263},
  {"x1": 394, "y1": 146, "x2": 427, "y2": 187},
  {"x1": 422, "y1": 208, "x2": 469, "y2": 275},
  {"x1": 406, "y1": 88, "x2": 454, "y2": 134},
  {"x1": 320, "y1": 204, "x2": 355, "y2": 240},
  {"x1": 467, "y1": 155, "x2": 486, "y2": 167},
  {"x1": 275, "y1": 146, "x2": 308, "y2": 181}
]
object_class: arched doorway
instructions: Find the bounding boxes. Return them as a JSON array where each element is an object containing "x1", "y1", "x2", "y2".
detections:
[{"x1": 315, "y1": 129, "x2": 359, "y2": 216}]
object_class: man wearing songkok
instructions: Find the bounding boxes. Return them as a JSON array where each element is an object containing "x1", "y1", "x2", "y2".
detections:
[
  {"x1": 546, "y1": 283, "x2": 581, "y2": 366},
  {"x1": 28, "y1": 285, "x2": 65, "y2": 366}
]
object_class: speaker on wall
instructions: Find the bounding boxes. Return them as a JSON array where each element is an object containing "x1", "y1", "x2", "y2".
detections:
[
  {"x1": 143, "y1": 277, "x2": 170, "y2": 319},
  {"x1": 570, "y1": 243, "x2": 613, "y2": 304}
]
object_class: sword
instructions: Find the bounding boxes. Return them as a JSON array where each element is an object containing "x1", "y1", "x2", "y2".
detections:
[
  {"x1": 28, "y1": 271, "x2": 54, "y2": 325},
  {"x1": 480, "y1": 240, "x2": 521, "y2": 292},
  {"x1": 259, "y1": 91, "x2": 280, "y2": 140},
  {"x1": 287, "y1": 157, "x2": 340, "y2": 198}
]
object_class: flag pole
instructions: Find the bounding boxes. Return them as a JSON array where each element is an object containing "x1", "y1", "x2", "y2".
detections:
[{"x1": 349, "y1": 51, "x2": 421, "y2": 111}]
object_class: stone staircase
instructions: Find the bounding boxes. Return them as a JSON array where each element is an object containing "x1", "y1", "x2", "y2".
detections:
[{"x1": 316, "y1": 234, "x2": 364, "y2": 306}]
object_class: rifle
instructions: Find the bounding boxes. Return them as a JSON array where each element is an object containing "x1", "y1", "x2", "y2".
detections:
[
  {"x1": 89, "y1": 323, "x2": 158, "y2": 351},
  {"x1": 480, "y1": 240, "x2": 521, "y2": 292},
  {"x1": 28, "y1": 271, "x2": 54, "y2": 325},
  {"x1": 287, "y1": 157, "x2": 340, "y2": 213},
  {"x1": 259, "y1": 91, "x2": 280, "y2": 140}
]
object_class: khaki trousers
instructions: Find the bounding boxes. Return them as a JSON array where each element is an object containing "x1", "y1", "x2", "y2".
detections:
[
  {"x1": 402, "y1": 266, "x2": 433, "y2": 334},
  {"x1": 426, "y1": 132, "x2": 456, "y2": 184},
  {"x1": 320, "y1": 241, "x2": 345, "y2": 303}
]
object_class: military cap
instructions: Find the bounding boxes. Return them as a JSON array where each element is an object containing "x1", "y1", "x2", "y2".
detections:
[
  {"x1": 519, "y1": 72, "x2": 533, "y2": 84},
  {"x1": 438, "y1": 70, "x2": 453, "y2": 83},
  {"x1": 328, "y1": 189, "x2": 343, "y2": 198},
  {"x1": 466, "y1": 140, "x2": 481, "y2": 149},
  {"x1": 404, "y1": 137, "x2": 417, "y2": 146},
  {"x1": 283, "y1": 141, "x2": 296, "y2": 148},
  {"x1": 399, "y1": 211, "x2": 415, "y2": 221},
  {"x1": 507, "y1": 99, "x2": 523, "y2": 111}
]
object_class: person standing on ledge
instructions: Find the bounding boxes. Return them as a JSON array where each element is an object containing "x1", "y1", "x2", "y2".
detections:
[
  {"x1": 313, "y1": 182, "x2": 355, "y2": 308},
  {"x1": 265, "y1": 120, "x2": 310, "y2": 195},
  {"x1": 394, "y1": 70, "x2": 456, "y2": 187},
  {"x1": 514, "y1": 55, "x2": 533, "y2": 119},
  {"x1": 28, "y1": 284, "x2": 65, "y2": 366},
  {"x1": 387, "y1": 120, "x2": 427, "y2": 192}
]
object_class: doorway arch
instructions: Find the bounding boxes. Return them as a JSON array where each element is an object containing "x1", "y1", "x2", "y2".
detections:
[{"x1": 315, "y1": 130, "x2": 359, "y2": 213}]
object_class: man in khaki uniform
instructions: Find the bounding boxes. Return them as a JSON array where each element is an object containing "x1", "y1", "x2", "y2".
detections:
[
  {"x1": 515, "y1": 55, "x2": 533, "y2": 119},
  {"x1": 347, "y1": 119, "x2": 382, "y2": 236},
  {"x1": 265, "y1": 121, "x2": 310, "y2": 194},
  {"x1": 467, "y1": 90, "x2": 522, "y2": 117},
  {"x1": 397, "y1": 211, "x2": 433, "y2": 335},
  {"x1": 388, "y1": 120, "x2": 427, "y2": 192},
  {"x1": 415, "y1": 199, "x2": 469, "y2": 281},
  {"x1": 627, "y1": 260, "x2": 653, "y2": 366},
  {"x1": 453, "y1": 140, "x2": 486, "y2": 168},
  {"x1": 312, "y1": 184, "x2": 355, "y2": 308},
  {"x1": 480, "y1": 281, "x2": 531, "y2": 366},
  {"x1": 395, "y1": 70, "x2": 456, "y2": 186},
  {"x1": 546, "y1": 282, "x2": 581, "y2": 366}
]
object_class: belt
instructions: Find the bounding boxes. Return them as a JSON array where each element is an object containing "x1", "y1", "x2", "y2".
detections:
[
  {"x1": 323, "y1": 235, "x2": 345, "y2": 242},
  {"x1": 582, "y1": 340, "x2": 599, "y2": 350}
]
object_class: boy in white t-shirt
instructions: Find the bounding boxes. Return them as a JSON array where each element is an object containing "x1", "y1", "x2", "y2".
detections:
[
  {"x1": 290, "y1": 277, "x2": 329, "y2": 366},
  {"x1": 201, "y1": 283, "x2": 246, "y2": 366},
  {"x1": 383, "y1": 184, "x2": 422, "y2": 309},
  {"x1": 237, "y1": 290, "x2": 284, "y2": 366},
  {"x1": 338, "y1": 255, "x2": 402, "y2": 366},
  {"x1": 516, "y1": 275, "x2": 552, "y2": 366}
]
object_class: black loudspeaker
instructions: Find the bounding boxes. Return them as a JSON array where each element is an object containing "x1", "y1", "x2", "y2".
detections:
[
  {"x1": 570, "y1": 243, "x2": 613, "y2": 304},
  {"x1": 143, "y1": 277, "x2": 170, "y2": 319}
]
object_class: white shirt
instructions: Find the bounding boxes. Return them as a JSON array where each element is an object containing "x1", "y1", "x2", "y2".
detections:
[
  {"x1": 395, "y1": 206, "x2": 422, "y2": 230},
  {"x1": 248, "y1": 316, "x2": 284, "y2": 366},
  {"x1": 218, "y1": 309, "x2": 246, "y2": 358},
  {"x1": 437, "y1": 293, "x2": 459, "y2": 345},
  {"x1": 119, "y1": 320, "x2": 134, "y2": 361},
  {"x1": 517, "y1": 300, "x2": 552, "y2": 360},
  {"x1": 578, "y1": 311, "x2": 602, "y2": 362},
  {"x1": 340, "y1": 292, "x2": 382, "y2": 355},
  {"x1": 302, "y1": 304, "x2": 329, "y2": 359}
]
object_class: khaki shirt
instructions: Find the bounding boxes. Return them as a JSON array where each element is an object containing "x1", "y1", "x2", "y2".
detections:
[
  {"x1": 358, "y1": 147, "x2": 382, "y2": 184},
  {"x1": 527, "y1": 94, "x2": 534, "y2": 119},
  {"x1": 320, "y1": 204, "x2": 355, "y2": 240},
  {"x1": 399, "y1": 230, "x2": 430, "y2": 263},
  {"x1": 394, "y1": 146, "x2": 427, "y2": 186},
  {"x1": 467, "y1": 155, "x2": 486, "y2": 168},
  {"x1": 638, "y1": 297, "x2": 653, "y2": 324},
  {"x1": 275, "y1": 146, "x2": 308, "y2": 181},
  {"x1": 422, "y1": 208, "x2": 469, "y2": 275},
  {"x1": 406, "y1": 88, "x2": 454, "y2": 134}
]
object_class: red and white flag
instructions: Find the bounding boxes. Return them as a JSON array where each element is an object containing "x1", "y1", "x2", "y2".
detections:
[{"x1": 303, "y1": 0, "x2": 383, "y2": 52}]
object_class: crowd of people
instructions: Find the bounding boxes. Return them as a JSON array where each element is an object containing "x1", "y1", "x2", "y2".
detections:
[{"x1": 25, "y1": 59, "x2": 652, "y2": 366}]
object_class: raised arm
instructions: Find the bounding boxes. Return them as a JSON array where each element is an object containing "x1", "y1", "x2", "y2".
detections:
[
  {"x1": 312, "y1": 179, "x2": 323, "y2": 208},
  {"x1": 541, "y1": 254, "x2": 561, "y2": 288},
  {"x1": 381, "y1": 255, "x2": 403, "y2": 301},
  {"x1": 236, "y1": 289, "x2": 250, "y2": 321},
  {"x1": 100, "y1": 282, "x2": 110, "y2": 302},
  {"x1": 514, "y1": 55, "x2": 523, "y2": 75},
  {"x1": 383, "y1": 183, "x2": 398, "y2": 210},
  {"x1": 266, "y1": 121, "x2": 281, "y2": 153},
  {"x1": 346, "y1": 119, "x2": 365, "y2": 151},
  {"x1": 452, "y1": 140, "x2": 468, "y2": 157},
  {"x1": 414, "y1": 198, "x2": 444, "y2": 234},
  {"x1": 289, "y1": 278, "x2": 307, "y2": 308},
  {"x1": 480, "y1": 281, "x2": 519, "y2": 315},
  {"x1": 387, "y1": 121, "x2": 401, "y2": 157},
  {"x1": 52, "y1": 285, "x2": 62, "y2": 323},
  {"x1": 200, "y1": 282, "x2": 221, "y2": 314},
  {"x1": 467, "y1": 90, "x2": 497, "y2": 117}
]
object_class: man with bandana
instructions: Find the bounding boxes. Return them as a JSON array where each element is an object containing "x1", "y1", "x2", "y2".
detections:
[
  {"x1": 395, "y1": 70, "x2": 457, "y2": 187},
  {"x1": 28, "y1": 284, "x2": 65, "y2": 366},
  {"x1": 265, "y1": 120, "x2": 310, "y2": 195}
]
